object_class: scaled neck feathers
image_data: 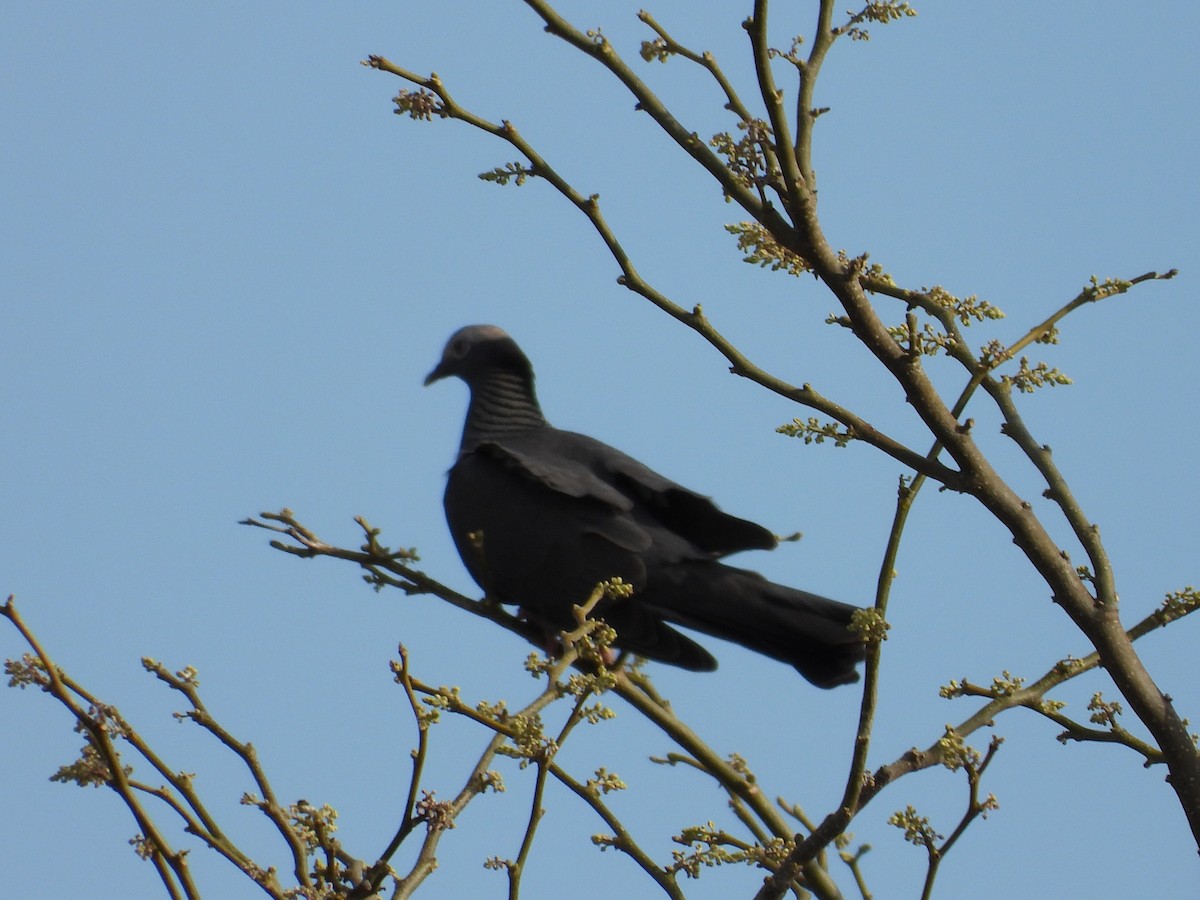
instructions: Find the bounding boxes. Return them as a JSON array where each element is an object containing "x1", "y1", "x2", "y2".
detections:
[{"x1": 461, "y1": 368, "x2": 548, "y2": 452}]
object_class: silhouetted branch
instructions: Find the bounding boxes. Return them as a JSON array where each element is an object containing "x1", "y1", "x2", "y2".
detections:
[
  {"x1": 361, "y1": 58, "x2": 962, "y2": 487},
  {"x1": 244, "y1": 507, "x2": 1198, "y2": 899},
  {"x1": 361, "y1": 0, "x2": 1199, "y2": 876},
  {"x1": 3, "y1": 597, "x2": 202, "y2": 899}
]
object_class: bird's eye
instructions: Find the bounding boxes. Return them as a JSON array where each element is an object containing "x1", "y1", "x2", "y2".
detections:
[{"x1": 450, "y1": 339, "x2": 469, "y2": 358}]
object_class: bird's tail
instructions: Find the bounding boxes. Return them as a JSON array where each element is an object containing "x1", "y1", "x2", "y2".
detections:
[{"x1": 644, "y1": 562, "x2": 866, "y2": 688}]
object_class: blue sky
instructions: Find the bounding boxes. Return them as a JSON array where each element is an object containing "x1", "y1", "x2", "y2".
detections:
[{"x1": 3, "y1": 2, "x2": 1197, "y2": 897}]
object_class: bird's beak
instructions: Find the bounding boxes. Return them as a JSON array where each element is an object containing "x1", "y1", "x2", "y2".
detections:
[{"x1": 423, "y1": 363, "x2": 448, "y2": 387}]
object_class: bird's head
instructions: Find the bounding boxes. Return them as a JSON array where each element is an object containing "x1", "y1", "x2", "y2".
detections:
[{"x1": 424, "y1": 324, "x2": 535, "y2": 388}]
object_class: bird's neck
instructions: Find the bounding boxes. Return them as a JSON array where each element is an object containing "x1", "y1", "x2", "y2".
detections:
[{"x1": 461, "y1": 370, "x2": 548, "y2": 451}]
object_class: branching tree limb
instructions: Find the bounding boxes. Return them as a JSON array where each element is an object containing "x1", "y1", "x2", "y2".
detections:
[
  {"x1": 239, "y1": 512, "x2": 1196, "y2": 896},
  {"x1": 365, "y1": 4, "x2": 1198, "y2": 888},
  {"x1": 5, "y1": 3, "x2": 1194, "y2": 899}
]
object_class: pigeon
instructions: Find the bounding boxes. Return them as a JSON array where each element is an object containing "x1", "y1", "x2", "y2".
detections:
[{"x1": 425, "y1": 324, "x2": 866, "y2": 687}]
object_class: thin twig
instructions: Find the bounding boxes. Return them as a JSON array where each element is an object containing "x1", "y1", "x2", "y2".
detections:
[{"x1": 3, "y1": 598, "x2": 201, "y2": 899}]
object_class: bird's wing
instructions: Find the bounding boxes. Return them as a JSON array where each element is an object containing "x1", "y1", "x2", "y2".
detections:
[
  {"x1": 480, "y1": 429, "x2": 777, "y2": 557},
  {"x1": 470, "y1": 436, "x2": 649, "y2": 552},
  {"x1": 446, "y1": 439, "x2": 652, "y2": 608},
  {"x1": 446, "y1": 443, "x2": 718, "y2": 669},
  {"x1": 474, "y1": 434, "x2": 632, "y2": 507},
  {"x1": 559, "y1": 431, "x2": 779, "y2": 557},
  {"x1": 606, "y1": 456, "x2": 778, "y2": 556}
]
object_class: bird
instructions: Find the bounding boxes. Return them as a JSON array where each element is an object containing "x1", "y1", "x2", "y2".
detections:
[{"x1": 424, "y1": 324, "x2": 866, "y2": 687}]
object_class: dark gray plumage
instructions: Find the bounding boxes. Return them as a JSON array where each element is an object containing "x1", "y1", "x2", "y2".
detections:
[{"x1": 425, "y1": 324, "x2": 866, "y2": 687}]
